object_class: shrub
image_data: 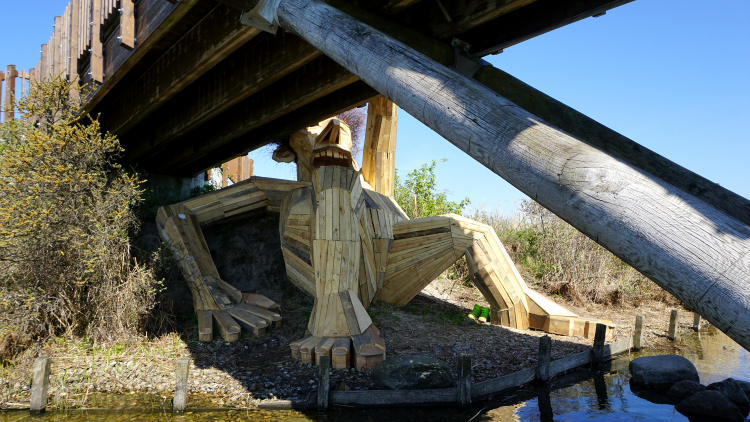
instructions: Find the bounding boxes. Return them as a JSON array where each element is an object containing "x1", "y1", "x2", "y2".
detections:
[
  {"x1": 465, "y1": 200, "x2": 679, "y2": 307},
  {"x1": 0, "y1": 77, "x2": 162, "y2": 360},
  {"x1": 394, "y1": 159, "x2": 470, "y2": 219}
]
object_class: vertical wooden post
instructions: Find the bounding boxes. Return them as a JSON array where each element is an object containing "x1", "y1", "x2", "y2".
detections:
[
  {"x1": 668, "y1": 309, "x2": 679, "y2": 341},
  {"x1": 239, "y1": 156, "x2": 253, "y2": 181},
  {"x1": 62, "y1": 7, "x2": 70, "y2": 76},
  {"x1": 317, "y1": 355, "x2": 331, "y2": 411},
  {"x1": 69, "y1": 0, "x2": 81, "y2": 101},
  {"x1": 0, "y1": 70, "x2": 4, "y2": 123},
  {"x1": 361, "y1": 96, "x2": 398, "y2": 197},
  {"x1": 30, "y1": 357, "x2": 52, "y2": 414},
  {"x1": 693, "y1": 312, "x2": 701, "y2": 331},
  {"x1": 91, "y1": 0, "x2": 104, "y2": 82},
  {"x1": 633, "y1": 315, "x2": 644, "y2": 351},
  {"x1": 120, "y1": 0, "x2": 136, "y2": 50},
  {"x1": 40, "y1": 44, "x2": 48, "y2": 81},
  {"x1": 4, "y1": 65, "x2": 16, "y2": 122},
  {"x1": 173, "y1": 358, "x2": 190, "y2": 413},
  {"x1": 457, "y1": 354, "x2": 471, "y2": 407},
  {"x1": 592, "y1": 323, "x2": 606, "y2": 365},
  {"x1": 53, "y1": 16, "x2": 62, "y2": 76},
  {"x1": 537, "y1": 335, "x2": 551, "y2": 383}
]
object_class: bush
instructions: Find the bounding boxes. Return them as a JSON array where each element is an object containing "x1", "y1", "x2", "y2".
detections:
[
  {"x1": 394, "y1": 159, "x2": 470, "y2": 219},
  {"x1": 465, "y1": 200, "x2": 679, "y2": 307},
  {"x1": 0, "y1": 78, "x2": 162, "y2": 360}
]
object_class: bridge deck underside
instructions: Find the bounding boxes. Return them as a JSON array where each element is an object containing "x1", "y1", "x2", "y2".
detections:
[{"x1": 72, "y1": 0, "x2": 632, "y2": 177}]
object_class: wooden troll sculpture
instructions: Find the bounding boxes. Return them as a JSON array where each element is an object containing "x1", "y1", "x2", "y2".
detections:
[{"x1": 157, "y1": 117, "x2": 608, "y2": 370}]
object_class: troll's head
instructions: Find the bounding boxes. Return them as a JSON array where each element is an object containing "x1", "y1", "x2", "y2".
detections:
[{"x1": 272, "y1": 118, "x2": 355, "y2": 183}]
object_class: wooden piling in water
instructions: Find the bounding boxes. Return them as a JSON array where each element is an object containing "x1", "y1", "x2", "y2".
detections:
[
  {"x1": 592, "y1": 324, "x2": 606, "y2": 365},
  {"x1": 457, "y1": 354, "x2": 471, "y2": 407},
  {"x1": 693, "y1": 312, "x2": 702, "y2": 331},
  {"x1": 30, "y1": 356, "x2": 51, "y2": 414},
  {"x1": 174, "y1": 358, "x2": 190, "y2": 413},
  {"x1": 634, "y1": 315, "x2": 644, "y2": 350},
  {"x1": 668, "y1": 309, "x2": 679, "y2": 341},
  {"x1": 317, "y1": 356, "x2": 331, "y2": 411},
  {"x1": 537, "y1": 336, "x2": 551, "y2": 383}
]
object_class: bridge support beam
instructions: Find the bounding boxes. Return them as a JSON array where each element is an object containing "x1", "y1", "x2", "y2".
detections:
[{"x1": 276, "y1": 0, "x2": 750, "y2": 350}]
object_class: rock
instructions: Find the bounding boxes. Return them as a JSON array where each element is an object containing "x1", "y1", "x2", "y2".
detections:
[
  {"x1": 629, "y1": 355, "x2": 699, "y2": 390},
  {"x1": 372, "y1": 355, "x2": 454, "y2": 390},
  {"x1": 675, "y1": 390, "x2": 745, "y2": 422},
  {"x1": 707, "y1": 378, "x2": 750, "y2": 417},
  {"x1": 667, "y1": 380, "x2": 705, "y2": 399},
  {"x1": 734, "y1": 379, "x2": 750, "y2": 402}
]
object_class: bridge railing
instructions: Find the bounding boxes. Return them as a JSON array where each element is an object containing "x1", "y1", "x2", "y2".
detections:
[
  {"x1": 1, "y1": 65, "x2": 32, "y2": 123},
  {"x1": 25, "y1": 0, "x2": 186, "y2": 102}
]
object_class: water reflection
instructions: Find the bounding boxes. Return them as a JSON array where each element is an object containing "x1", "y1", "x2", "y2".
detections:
[{"x1": 1, "y1": 327, "x2": 747, "y2": 422}]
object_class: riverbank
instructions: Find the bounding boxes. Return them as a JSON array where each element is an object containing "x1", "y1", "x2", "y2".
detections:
[{"x1": 0, "y1": 276, "x2": 698, "y2": 411}]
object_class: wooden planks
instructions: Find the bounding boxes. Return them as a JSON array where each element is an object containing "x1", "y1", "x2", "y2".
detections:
[{"x1": 119, "y1": 0, "x2": 136, "y2": 51}]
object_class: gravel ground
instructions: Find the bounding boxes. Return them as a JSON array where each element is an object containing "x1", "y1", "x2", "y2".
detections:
[{"x1": 0, "y1": 276, "x2": 700, "y2": 411}]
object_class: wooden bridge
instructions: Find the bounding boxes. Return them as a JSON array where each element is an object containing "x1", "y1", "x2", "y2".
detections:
[{"x1": 4, "y1": 0, "x2": 750, "y2": 352}]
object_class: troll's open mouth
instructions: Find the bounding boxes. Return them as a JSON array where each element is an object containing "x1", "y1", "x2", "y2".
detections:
[{"x1": 312, "y1": 145, "x2": 352, "y2": 168}]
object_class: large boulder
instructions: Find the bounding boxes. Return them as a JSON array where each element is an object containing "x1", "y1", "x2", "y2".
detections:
[
  {"x1": 667, "y1": 380, "x2": 705, "y2": 399},
  {"x1": 675, "y1": 390, "x2": 745, "y2": 422},
  {"x1": 707, "y1": 378, "x2": 750, "y2": 417},
  {"x1": 372, "y1": 355, "x2": 454, "y2": 390},
  {"x1": 734, "y1": 379, "x2": 750, "y2": 402},
  {"x1": 629, "y1": 355, "x2": 699, "y2": 390}
]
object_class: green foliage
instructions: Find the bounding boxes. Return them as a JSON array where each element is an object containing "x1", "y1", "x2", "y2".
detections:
[
  {"x1": 189, "y1": 182, "x2": 218, "y2": 199},
  {"x1": 0, "y1": 77, "x2": 162, "y2": 356},
  {"x1": 394, "y1": 159, "x2": 470, "y2": 219}
]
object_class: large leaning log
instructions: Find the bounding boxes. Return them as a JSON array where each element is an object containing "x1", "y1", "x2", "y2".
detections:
[{"x1": 271, "y1": 0, "x2": 750, "y2": 350}]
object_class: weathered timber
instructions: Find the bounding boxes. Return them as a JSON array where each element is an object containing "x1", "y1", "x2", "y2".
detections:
[
  {"x1": 537, "y1": 335, "x2": 551, "y2": 382},
  {"x1": 459, "y1": 0, "x2": 636, "y2": 55},
  {"x1": 324, "y1": 0, "x2": 750, "y2": 228},
  {"x1": 277, "y1": 0, "x2": 750, "y2": 352},
  {"x1": 668, "y1": 309, "x2": 679, "y2": 341},
  {"x1": 152, "y1": 57, "x2": 358, "y2": 172},
  {"x1": 3, "y1": 65, "x2": 15, "y2": 122},
  {"x1": 121, "y1": 29, "x2": 320, "y2": 161},
  {"x1": 633, "y1": 315, "x2": 644, "y2": 350},
  {"x1": 397, "y1": 0, "x2": 536, "y2": 41},
  {"x1": 84, "y1": 0, "x2": 202, "y2": 112},
  {"x1": 120, "y1": 0, "x2": 136, "y2": 50},
  {"x1": 174, "y1": 358, "x2": 190, "y2": 412},
  {"x1": 693, "y1": 312, "x2": 702, "y2": 331},
  {"x1": 592, "y1": 324, "x2": 606, "y2": 365},
  {"x1": 329, "y1": 388, "x2": 459, "y2": 407},
  {"x1": 317, "y1": 356, "x2": 331, "y2": 410},
  {"x1": 169, "y1": 81, "x2": 377, "y2": 176},
  {"x1": 215, "y1": 0, "x2": 259, "y2": 11},
  {"x1": 458, "y1": 354, "x2": 471, "y2": 407},
  {"x1": 103, "y1": 3, "x2": 261, "y2": 135},
  {"x1": 30, "y1": 357, "x2": 51, "y2": 414}
]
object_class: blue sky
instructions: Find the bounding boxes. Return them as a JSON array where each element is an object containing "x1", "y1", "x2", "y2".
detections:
[{"x1": 2, "y1": 1, "x2": 748, "y2": 215}]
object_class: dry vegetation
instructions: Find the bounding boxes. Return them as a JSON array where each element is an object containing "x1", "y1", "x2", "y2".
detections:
[{"x1": 461, "y1": 200, "x2": 680, "y2": 308}]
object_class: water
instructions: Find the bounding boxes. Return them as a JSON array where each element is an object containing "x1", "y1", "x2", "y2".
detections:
[{"x1": 2, "y1": 327, "x2": 747, "y2": 421}]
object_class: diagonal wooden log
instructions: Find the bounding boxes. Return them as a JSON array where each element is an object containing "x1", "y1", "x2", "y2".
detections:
[{"x1": 275, "y1": 0, "x2": 750, "y2": 351}]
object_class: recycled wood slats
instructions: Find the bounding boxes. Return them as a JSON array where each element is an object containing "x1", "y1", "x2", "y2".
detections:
[
  {"x1": 155, "y1": 179, "x2": 292, "y2": 343},
  {"x1": 221, "y1": 156, "x2": 254, "y2": 187}
]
